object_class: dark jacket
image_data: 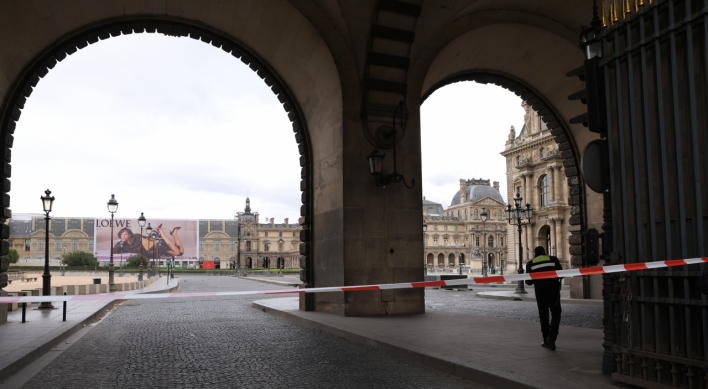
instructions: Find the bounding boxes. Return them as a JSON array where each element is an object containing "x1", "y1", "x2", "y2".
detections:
[
  {"x1": 525, "y1": 255, "x2": 563, "y2": 286},
  {"x1": 700, "y1": 266, "x2": 708, "y2": 296}
]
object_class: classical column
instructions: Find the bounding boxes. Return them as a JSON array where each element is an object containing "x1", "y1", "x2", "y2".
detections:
[
  {"x1": 558, "y1": 167, "x2": 566, "y2": 204},
  {"x1": 549, "y1": 166, "x2": 556, "y2": 202},
  {"x1": 550, "y1": 218, "x2": 557, "y2": 256},
  {"x1": 556, "y1": 218, "x2": 565, "y2": 263}
]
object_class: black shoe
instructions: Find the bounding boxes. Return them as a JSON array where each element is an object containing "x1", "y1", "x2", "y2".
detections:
[{"x1": 544, "y1": 337, "x2": 556, "y2": 351}]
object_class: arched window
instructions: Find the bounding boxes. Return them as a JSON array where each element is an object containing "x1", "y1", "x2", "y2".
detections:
[
  {"x1": 488, "y1": 235, "x2": 494, "y2": 248},
  {"x1": 540, "y1": 175, "x2": 550, "y2": 206},
  {"x1": 500, "y1": 237, "x2": 504, "y2": 247},
  {"x1": 474, "y1": 209, "x2": 479, "y2": 219},
  {"x1": 516, "y1": 155, "x2": 520, "y2": 165}
]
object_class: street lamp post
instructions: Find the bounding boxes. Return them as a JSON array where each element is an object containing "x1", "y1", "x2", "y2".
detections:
[
  {"x1": 146, "y1": 223, "x2": 153, "y2": 277},
  {"x1": 499, "y1": 250, "x2": 504, "y2": 276},
  {"x1": 480, "y1": 208, "x2": 489, "y2": 277},
  {"x1": 137, "y1": 213, "x2": 146, "y2": 282},
  {"x1": 458, "y1": 253, "x2": 464, "y2": 275},
  {"x1": 107, "y1": 194, "x2": 119, "y2": 292},
  {"x1": 265, "y1": 240, "x2": 271, "y2": 274},
  {"x1": 278, "y1": 237, "x2": 284, "y2": 276},
  {"x1": 505, "y1": 192, "x2": 533, "y2": 294},
  {"x1": 38, "y1": 189, "x2": 55, "y2": 310}
]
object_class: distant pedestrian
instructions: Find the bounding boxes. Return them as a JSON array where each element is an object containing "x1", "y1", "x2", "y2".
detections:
[{"x1": 525, "y1": 246, "x2": 563, "y2": 351}]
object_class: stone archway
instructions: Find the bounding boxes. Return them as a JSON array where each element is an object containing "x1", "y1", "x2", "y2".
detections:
[{"x1": 0, "y1": 15, "x2": 342, "y2": 310}]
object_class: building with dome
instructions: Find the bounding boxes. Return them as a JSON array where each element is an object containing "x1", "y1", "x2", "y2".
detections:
[{"x1": 423, "y1": 179, "x2": 509, "y2": 274}]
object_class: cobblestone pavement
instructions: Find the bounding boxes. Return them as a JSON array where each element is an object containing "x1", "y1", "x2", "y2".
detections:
[
  {"x1": 22, "y1": 275, "x2": 489, "y2": 389},
  {"x1": 425, "y1": 288, "x2": 603, "y2": 329}
]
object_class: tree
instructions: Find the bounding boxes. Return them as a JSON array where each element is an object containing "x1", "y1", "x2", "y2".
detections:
[
  {"x1": 126, "y1": 254, "x2": 149, "y2": 268},
  {"x1": 7, "y1": 248, "x2": 18, "y2": 264},
  {"x1": 63, "y1": 251, "x2": 98, "y2": 267}
]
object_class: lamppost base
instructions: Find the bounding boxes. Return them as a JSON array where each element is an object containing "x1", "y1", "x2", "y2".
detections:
[
  {"x1": 515, "y1": 281, "x2": 528, "y2": 294},
  {"x1": 108, "y1": 263, "x2": 115, "y2": 292},
  {"x1": 37, "y1": 302, "x2": 56, "y2": 310}
]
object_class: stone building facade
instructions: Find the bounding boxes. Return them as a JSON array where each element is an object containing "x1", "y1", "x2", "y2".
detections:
[
  {"x1": 423, "y1": 179, "x2": 509, "y2": 273},
  {"x1": 500, "y1": 102, "x2": 571, "y2": 267},
  {"x1": 7, "y1": 198, "x2": 301, "y2": 269}
]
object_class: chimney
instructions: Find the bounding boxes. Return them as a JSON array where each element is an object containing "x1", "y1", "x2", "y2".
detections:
[
  {"x1": 284, "y1": 218, "x2": 289, "y2": 225},
  {"x1": 459, "y1": 179, "x2": 467, "y2": 203},
  {"x1": 493, "y1": 181, "x2": 500, "y2": 192}
]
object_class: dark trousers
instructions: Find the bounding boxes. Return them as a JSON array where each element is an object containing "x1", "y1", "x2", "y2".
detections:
[{"x1": 535, "y1": 283, "x2": 562, "y2": 340}]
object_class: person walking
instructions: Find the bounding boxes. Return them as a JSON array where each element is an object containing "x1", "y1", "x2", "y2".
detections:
[{"x1": 525, "y1": 246, "x2": 563, "y2": 351}]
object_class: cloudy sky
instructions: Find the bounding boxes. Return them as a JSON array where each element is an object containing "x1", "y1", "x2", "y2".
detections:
[{"x1": 12, "y1": 34, "x2": 523, "y2": 221}]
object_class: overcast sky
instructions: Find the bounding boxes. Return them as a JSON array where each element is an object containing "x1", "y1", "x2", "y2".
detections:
[{"x1": 12, "y1": 34, "x2": 523, "y2": 221}]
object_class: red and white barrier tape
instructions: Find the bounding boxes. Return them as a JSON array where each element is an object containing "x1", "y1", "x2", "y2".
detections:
[{"x1": 2, "y1": 257, "x2": 706, "y2": 304}]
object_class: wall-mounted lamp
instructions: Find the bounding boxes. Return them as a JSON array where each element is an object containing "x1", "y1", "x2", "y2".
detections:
[{"x1": 367, "y1": 101, "x2": 415, "y2": 189}]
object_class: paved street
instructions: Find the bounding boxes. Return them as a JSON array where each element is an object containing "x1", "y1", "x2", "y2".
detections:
[
  {"x1": 20, "y1": 276, "x2": 489, "y2": 389},
  {"x1": 426, "y1": 287, "x2": 603, "y2": 330}
]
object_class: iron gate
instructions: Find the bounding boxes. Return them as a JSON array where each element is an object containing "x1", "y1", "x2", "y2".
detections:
[{"x1": 589, "y1": 0, "x2": 708, "y2": 387}]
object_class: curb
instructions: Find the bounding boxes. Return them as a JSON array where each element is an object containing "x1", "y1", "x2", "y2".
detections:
[
  {"x1": 252, "y1": 299, "x2": 536, "y2": 389},
  {"x1": 239, "y1": 276, "x2": 301, "y2": 287},
  {"x1": 475, "y1": 292, "x2": 603, "y2": 306},
  {"x1": 0, "y1": 299, "x2": 120, "y2": 383}
]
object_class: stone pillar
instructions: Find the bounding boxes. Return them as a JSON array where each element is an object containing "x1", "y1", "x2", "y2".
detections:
[
  {"x1": 549, "y1": 167, "x2": 556, "y2": 202},
  {"x1": 558, "y1": 167, "x2": 566, "y2": 204},
  {"x1": 550, "y1": 218, "x2": 557, "y2": 256},
  {"x1": 556, "y1": 219, "x2": 565, "y2": 265}
]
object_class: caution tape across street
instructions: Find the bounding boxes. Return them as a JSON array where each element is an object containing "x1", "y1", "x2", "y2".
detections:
[{"x1": 1, "y1": 257, "x2": 706, "y2": 304}]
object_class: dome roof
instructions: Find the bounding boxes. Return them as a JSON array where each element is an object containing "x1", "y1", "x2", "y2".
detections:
[{"x1": 451, "y1": 185, "x2": 505, "y2": 206}]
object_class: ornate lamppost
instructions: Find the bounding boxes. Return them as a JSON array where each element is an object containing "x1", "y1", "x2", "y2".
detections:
[
  {"x1": 499, "y1": 250, "x2": 504, "y2": 276},
  {"x1": 278, "y1": 237, "x2": 284, "y2": 276},
  {"x1": 137, "y1": 212, "x2": 146, "y2": 281},
  {"x1": 480, "y1": 208, "x2": 489, "y2": 277},
  {"x1": 505, "y1": 192, "x2": 533, "y2": 294},
  {"x1": 38, "y1": 189, "x2": 55, "y2": 310},
  {"x1": 265, "y1": 240, "x2": 271, "y2": 273},
  {"x1": 107, "y1": 194, "x2": 119, "y2": 292},
  {"x1": 146, "y1": 223, "x2": 153, "y2": 277}
]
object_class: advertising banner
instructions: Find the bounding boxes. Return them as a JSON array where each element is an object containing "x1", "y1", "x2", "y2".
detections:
[{"x1": 94, "y1": 218, "x2": 198, "y2": 262}]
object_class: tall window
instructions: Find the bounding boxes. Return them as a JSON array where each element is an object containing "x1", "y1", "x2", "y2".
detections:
[
  {"x1": 265, "y1": 231, "x2": 269, "y2": 237},
  {"x1": 230, "y1": 241, "x2": 236, "y2": 251},
  {"x1": 516, "y1": 155, "x2": 520, "y2": 165},
  {"x1": 55, "y1": 240, "x2": 61, "y2": 251},
  {"x1": 443, "y1": 237, "x2": 448, "y2": 245},
  {"x1": 38, "y1": 239, "x2": 44, "y2": 251},
  {"x1": 433, "y1": 237, "x2": 438, "y2": 246},
  {"x1": 497, "y1": 210, "x2": 502, "y2": 220},
  {"x1": 488, "y1": 235, "x2": 494, "y2": 248},
  {"x1": 246, "y1": 241, "x2": 251, "y2": 251},
  {"x1": 279, "y1": 242, "x2": 283, "y2": 252},
  {"x1": 72, "y1": 239, "x2": 78, "y2": 251},
  {"x1": 89, "y1": 241, "x2": 94, "y2": 252},
  {"x1": 475, "y1": 237, "x2": 480, "y2": 246},
  {"x1": 474, "y1": 209, "x2": 479, "y2": 219},
  {"x1": 279, "y1": 231, "x2": 282, "y2": 237},
  {"x1": 199, "y1": 240, "x2": 204, "y2": 251},
  {"x1": 25, "y1": 239, "x2": 31, "y2": 251},
  {"x1": 516, "y1": 186, "x2": 522, "y2": 195},
  {"x1": 540, "y1": 147, "x2": 546, "y2": 158},
  {"x1": 540, "y1": 174, "x2": 550, "y2": 206},
  {"x1": 293, "y1": 232, "x2": 296, "y2": 237},
  {"x1": 457, "y1": 211, "x2": 460, "y2": 219},
  {"x1": 214, "y1": 241, "x2": 220, "y2": 251},
  {"x1": 465, "y1": 209, "x2": 468, "y2": 220},
  {"x1": 501, "y1": 237, "x2": 504, "y2": 247}
]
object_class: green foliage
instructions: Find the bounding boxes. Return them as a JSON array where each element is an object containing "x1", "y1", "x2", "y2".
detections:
[
  {"x1": 8, "y1": 248, "x2": 18, "y2": 263},
  {"x1": 126, "y1": 255, "x2": 149, "y2": 268},
  {"x1": 63, "y1": 251, "x2": 98, "y2": 267}
]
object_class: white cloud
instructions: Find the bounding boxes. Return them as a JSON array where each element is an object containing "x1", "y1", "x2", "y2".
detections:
[{"x1": 11, "y1": 33, "x2": 523, "y2": 222}]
